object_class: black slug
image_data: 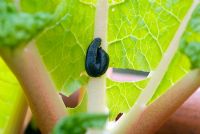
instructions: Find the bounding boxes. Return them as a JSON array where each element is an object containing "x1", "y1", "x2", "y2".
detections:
[{"x1": 85, "y1": 38, "x2": 109, "y2": 77}]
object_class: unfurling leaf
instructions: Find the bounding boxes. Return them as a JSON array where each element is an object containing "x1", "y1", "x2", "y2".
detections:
[
  {"x1": 180, "y1": 5, "x2": 200, "y2": 69},
  {"x1": 180, "y1": 42, "x2": 200, "y2": 69},
  {"x1": 0, "y1": 1, "x2": 51, "y2": 47},
  {"x1": 52, "y1": 113, "x2": 108, "y2": 134}
]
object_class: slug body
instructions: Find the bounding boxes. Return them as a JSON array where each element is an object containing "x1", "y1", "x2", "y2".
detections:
[{"x1": 85, "y1": 38, "x2": 109, "y2": 77}]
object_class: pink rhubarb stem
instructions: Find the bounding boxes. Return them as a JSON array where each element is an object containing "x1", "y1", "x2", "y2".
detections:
[
  {"x1": 126, "y1": 69, "x2": 200, "y2": 134},
  {"x1": 0, "y1": 43, "x2": 66, "y2": 133}
]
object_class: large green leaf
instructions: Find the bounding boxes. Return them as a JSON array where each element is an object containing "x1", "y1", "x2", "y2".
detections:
[
  {"x1": 107, "y1": 0, "x2": 192, "y2": 119},
  {"x1": 107, "y1": 2, "x2": 200, "y2": 119},
  {"x1": 20, "y1": 0, "x2": 197, "y2": 120},
  {"x1": 107, "y1": 0, "x2": 192, "y2": 70}
]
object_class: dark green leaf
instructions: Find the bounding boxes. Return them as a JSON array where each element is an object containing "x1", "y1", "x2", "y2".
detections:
[
  {"x1": 180, "y1": 4, "x2": 200, "y2": 69},
  {"x1": 0, "y1": 1, "x2": 51, "y2": 47},
  {"x1": 52, "y1": 113, "x2": 108, "y2": 134},
  {"x1": 181, "y1": 42, "x2": 200, "y2": 69}
]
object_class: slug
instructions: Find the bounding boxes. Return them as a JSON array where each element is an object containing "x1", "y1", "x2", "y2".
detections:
[{"x1": 85, "y1": 38, "x2": 109, "y2": 77}]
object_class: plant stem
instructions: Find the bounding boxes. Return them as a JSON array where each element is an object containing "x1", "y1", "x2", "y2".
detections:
[
  {"x1": 0, "y1": 43, "x2": 66, "y2": 133},
  {"x1": 112, "y1": 1, "x2": 199, "y2": 133},
  {"x1": 87, "y1": 0, "x2": 108, "y2": 134},
  {"x1": 87, "y1": 0, "x2": 108, "y2": 113},
  {"x1": 126, "y1": 69, "x2": 200, "y2": 134}
]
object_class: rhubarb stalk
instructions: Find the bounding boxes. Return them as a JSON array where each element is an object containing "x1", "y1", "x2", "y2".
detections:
[{"x1": 0, "y1": 43, "x2": 66, "y2": 133}]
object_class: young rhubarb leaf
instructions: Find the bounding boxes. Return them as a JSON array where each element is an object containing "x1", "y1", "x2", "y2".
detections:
[
  {"x1": 180, "y1": 4, "x2": 200, "y2": 69},
  {"x1": 52, "y1": 113, "x2": 108, "y2": 134},
  {"x1": 181, "y1": 42, "x2": 200, "y2": 69},
  {"x1": 0, "y1": 1, "x2": 51, "y2": 47}
]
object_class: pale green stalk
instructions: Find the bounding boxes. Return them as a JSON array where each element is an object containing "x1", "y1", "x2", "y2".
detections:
[
  {"x1": 87, "y1": 0, "x2": 108, "y2": 134},
  {"x1": 87, "y1": 0, "x2": 108, "y2": 114}
]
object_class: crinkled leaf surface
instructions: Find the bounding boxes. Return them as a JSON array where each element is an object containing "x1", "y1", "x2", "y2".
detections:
[
  {"x1": 0, "y1": 0, "x2": 51, "y2": 47},
  {"x1": 180, "y1": 4, "x2": 200, "y2": 69},
  {"x1": 107, "y1": 0, "x2": 191, "y2": 70},
  {"x1": 21, "y1": 0, "x2": 197, "y2": 120},
  {"x1": 180, "y1": 42, "x2": 200, "y2": 69},
  {"x1": 52, "y1": 113, "x2": 108, "y2": 134}
]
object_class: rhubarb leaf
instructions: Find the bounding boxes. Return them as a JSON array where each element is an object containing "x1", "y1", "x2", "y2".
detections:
[
  {"x1": 0, "y1": 1, "x2": 51, "y2": 47},
  {"x1": 20, "y1": 0, "x2": 197, "y2": 120},
  {"x1": 34, "y1": 0, "x2": 192, "y2": 94},
  {"x1": 0, "y1": 1, "x2": 51, "y2": 131},
  {"x1": 53, "y1": 113, "x2": 108, "y2": 134},
  {"x1": 181, "y1": 42, "x2": 200, "y2": 69},
  {"x1": 106, "y1": 0, "x2": 193, "y2": 119},
  {"x1": 108, "y1": 0, "x2": 192, "y2": 71},
  {"x1": 180, "y1": 5, "x2": 200, "y2": 69},
  {"x1": 108, "y1": 2, "x2": 200, "y2": 119}
]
